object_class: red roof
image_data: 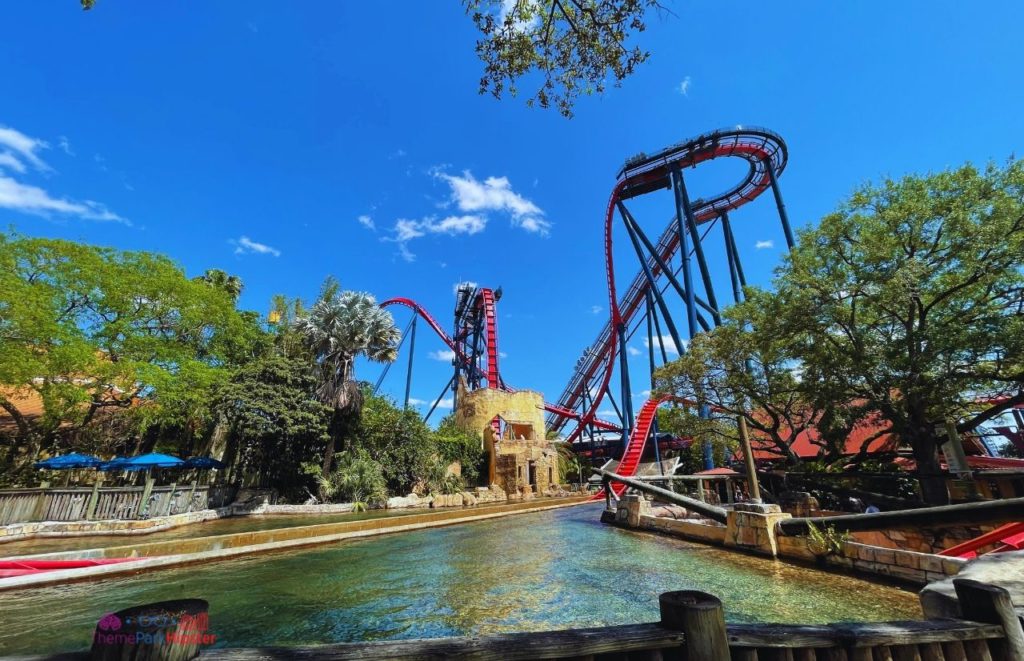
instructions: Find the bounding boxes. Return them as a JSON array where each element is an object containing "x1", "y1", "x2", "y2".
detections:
[
  {"x1": 695, "y1": 467, "x2": 740, "y2": 476},
  {"x1": 745, "y1": 411, "x2": 899, "y2": 462}
]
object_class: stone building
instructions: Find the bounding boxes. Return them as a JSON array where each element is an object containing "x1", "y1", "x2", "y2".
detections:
[{"x1": 452, "y1": 381, "x2": 559, "y2": 498}]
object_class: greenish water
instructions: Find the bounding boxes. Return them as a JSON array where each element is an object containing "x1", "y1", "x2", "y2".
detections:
[
  {"x1": 0, "y1": 504, "x2": 921, "y2": 656},
  {"x1": 0, "y1": 507, "x2": 423, "y2": 557}
]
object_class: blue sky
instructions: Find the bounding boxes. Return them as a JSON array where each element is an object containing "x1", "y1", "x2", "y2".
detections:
[{"x1": 2, "y1": 1, "x2": 1023, "y2": 420}]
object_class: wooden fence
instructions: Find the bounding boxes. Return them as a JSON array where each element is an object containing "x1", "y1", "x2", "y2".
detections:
[{"x1": 0, "y1": 484, "x2": 238, "y2": 525}]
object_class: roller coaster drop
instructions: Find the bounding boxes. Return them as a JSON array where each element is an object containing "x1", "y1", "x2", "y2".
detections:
[{"x1": 378, "y1": 127, "x2": 794, "y2": 498}]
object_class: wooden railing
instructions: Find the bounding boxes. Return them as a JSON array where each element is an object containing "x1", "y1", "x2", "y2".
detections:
[
  {"x1": 595, "y1": 468, "x2": 729, "y2": 523},
  {"x1": 78, "y1": 580, "x2": 1023, "y2": 660},
  {"x1": 0, "y1": 484, "x2": 237, "y2": 525}
]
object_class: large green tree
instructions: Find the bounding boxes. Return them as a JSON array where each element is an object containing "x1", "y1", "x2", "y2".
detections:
[
  {"x1": 466, "y1": 0, "x2": 664, "y2": 117},
  {"x1": 654, "y1": 288, "x2": 878, "y2": 467},
  {"x1": 759, "y1": 162, "x2": 1024, "y2": 504},
  {"x1": 215, "y1": 355, "x2": 331, "y2": 497},
  {"x1": 0, "y1": 233, "x2": 263, "y2": 476}
]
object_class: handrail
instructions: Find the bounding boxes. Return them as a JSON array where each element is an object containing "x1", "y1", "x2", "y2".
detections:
[
  {"x1": 593, "y1": 468, "x2": 728, "y2": 524},
  {"x1": 778, "y1": 496, "x2": 1024, "y2": 535}
]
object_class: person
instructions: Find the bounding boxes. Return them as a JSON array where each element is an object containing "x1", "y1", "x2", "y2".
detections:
[{"x1": 865, "y1": 503, "x2": 880, "y2": 514}]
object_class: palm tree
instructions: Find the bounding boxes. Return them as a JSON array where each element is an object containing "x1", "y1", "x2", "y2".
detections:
[
  {"x1": 553, "y1": 441, "x2": 586, "y2": 487},
  {"x1": 197, "y1": 269, "x2": 244, "y2": 301},
  {"x1": 294, "y1": 277, "x2": 400, "y2": 480}
]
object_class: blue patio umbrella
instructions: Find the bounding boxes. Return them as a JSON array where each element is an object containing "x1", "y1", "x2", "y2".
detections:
[
  {"x1": 34, "y1": 452, "x2": 103, "y2": 470},
  {"x1": 183, "y1": 456, "x2": 226, "y2": 469},
  {"x1": 99, "y1": 453, "x2": 185, "y2": 471}
]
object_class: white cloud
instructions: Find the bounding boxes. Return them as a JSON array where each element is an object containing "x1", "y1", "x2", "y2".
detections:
[
  {"x1": 408, "y1": 396, "x2": 453, "y2": 410},
  {"x1": 755, "y1": 239, "x2": 774, "y2": 250},
  {"x1": 58, "y1": 136, "x2": 74, "y2": 156},
  {"x1": 429, "y1": 349, "x2": 456, "y2": 362},
  {"x1": 357, "y1": 214, "x2": 375, "y2": 231},
  {"x1": 627, "y1": 346, "x2": 642, "y2": 356},
  {"x1": 397, "y1": 242, "x2": 416, "y2": 263},
  {"x1": 0, "y1": 124, "x2": 126, "y2": 223},
  {"x1": 393, "y1": 218, "x2": 425, "y2": 242},
  {"x1": 643, "y1": 334, "x2": 686, "y2": 356},
  {"x1": 499, "y1": 351, "x2": 508, "y2": 358},
  {"x1": 386, "y1": 215, "x2": 487, "y2": 261},
  {"x1": 94, "y1": 153, "x2": 107, "y2": 172},
  {"x1": 436, "y1": 170, "x2": 551, "y2": 236},
  {"x1": 232, "y1": 236, "x2": 281, "y2": 257},
  {"x1": 0, "y1": 125, "x2": 50, "y2": 171},
  {"x1": 426, "y1": 214, "x2": 486, "y2": 235},
  {"x1": 0, "y1": 175, "x2": 128, "y2": 223},
  {"x1": 597, "y1": 409, "x2": 618, "y2": 417},
  {"x1": 0, "y1": 152, "x2": 26, "y2": 173},
  {"x1": 590, "y1": 305, "x2": 602, "y2": 315},
  {"x1": 678, "y1": 76, "x2": 692, "y2": 96}
]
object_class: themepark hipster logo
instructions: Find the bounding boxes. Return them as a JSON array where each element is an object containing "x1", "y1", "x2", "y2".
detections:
[{"x1": 94, "y1": 610, "x2": 217, "y2": 647}]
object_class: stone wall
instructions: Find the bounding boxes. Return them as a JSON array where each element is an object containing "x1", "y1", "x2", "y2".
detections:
[
  {"x1": 452, "y1": 383, "x2": 560, "y2": 498},
  {"x1": 850, "y1": 524, "x2": 996, "y2": 555},
  {"x1": 611, "y1": 496, "x2": 967, "y2": 586},
  {"x1": 0, "y1": 508, "x2": 225, "y2": 543}
]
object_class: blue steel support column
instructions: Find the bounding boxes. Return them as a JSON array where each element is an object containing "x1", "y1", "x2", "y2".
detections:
[
  {"x1": 722, "y1": 213, "x2": 743, "y2": 304},
  {"x1": 722, "y1": 213, "x2": 763, "y2": 501},
  {"x1": 671, "y1": 169, "x2": 699, "y2": 339},
  {"x1": 684, "y1": 210, "x2": 722, "y2": 327},
  {"x1": 425, "y1": 373, "x2": 456, "y2": 422},
  {"x1": 620, "y1": 202, "x2": 713, "y2": 332},
  {"x1": 651, "y1": 306, "x2": 669, "y2": 365},
  {"x1": 403, "y1": 314, "x2": 417, "y2": 409},
  {"x1": 767, "y1": 162, "x2": 796, "y2": 250},
  {"x1": 581, "y1": 383, "x2": 595, "y2": 443},
  {"x1": 619, "y1": 203, "x2": 685, "y2": 356},
  {"x1": 605, "y1": 388, "x2": 625, "y2": 428},
  {"x1": 724, "y1": 217, "x2": 748, "y2": 289},
  {"x1": 646, "y1": 293, "x2": 664, "y2": 474},
  {"x1": 673, "y1": 168, "x2": 714, "y2": 468},
  {"x1": 617, "y1": 321, "x2": 635, "y2": 450}
]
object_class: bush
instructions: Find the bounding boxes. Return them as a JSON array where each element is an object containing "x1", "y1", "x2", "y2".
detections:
[{"x1": 309, "y1": 448, "x2": 388, "y2": 506}]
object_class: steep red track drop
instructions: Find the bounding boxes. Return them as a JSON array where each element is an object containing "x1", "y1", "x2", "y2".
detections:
[
  {"x1": 593, "y1": 395, "x2": 672, "y2": 500},
  {"x1": 478, "y1": 288, "x2": 501, "y2": 389}
]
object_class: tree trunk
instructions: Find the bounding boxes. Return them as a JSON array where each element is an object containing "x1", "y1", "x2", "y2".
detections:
[{"x1": 911, "y1": 435, "x2": 950, "y2": 505}]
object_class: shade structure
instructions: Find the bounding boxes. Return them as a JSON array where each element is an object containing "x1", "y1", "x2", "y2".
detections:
[
  {"x1": 99, "y1": 453, "x2": 184, "y2": 472},
  {"x1": 34, "y1": 453, "x2": 103, "y2": 470},
  {"x1": 183, "y1": 456, "x2": 225, "y2": 470}
]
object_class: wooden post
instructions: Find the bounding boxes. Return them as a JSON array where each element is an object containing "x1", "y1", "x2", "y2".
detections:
[
  {"x1": 91, "y1": 599, "x2": 210, "y2": 661},
  {"x1": 696, "y1": 479, "x2": 705, "y2": 502},
  {"x1": 86, "y1": 473, "x2": 104, "y2": 520},
  {"x1": 953, "y1": 578, "x2": 1024, "y2": 659},
  {"x1": 138, "y1": 472, "x2": 155, "y2": 519},
  {"x1": 604, "y1": 477, "x2": 612, "y2": 510},
  {"x1": 185, "y1": 479, "x2": 198, "y2": 513},
  {"x1": 163, "y1": 482, "x2": 177, "y2": 516},
  {"x1": 31, "y1": 482, "x2": 50, "y2": 522},
  {"x1": 659, "y1": 590, "x2": 729, "y2": 661},
  {"x1": 737, "y1": 415, "x2": 762, "y2": 503}
]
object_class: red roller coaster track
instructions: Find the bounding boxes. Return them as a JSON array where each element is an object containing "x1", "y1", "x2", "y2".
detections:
[
  {"x1": 381, "y1": 128, "x2": 786, "y2": 495},
  {"x1": 551, "y1": 128, "x2": 786, "y2": 447},
  {"x1": 381, "y1": 291, "x2": 622, "y2": 430}
]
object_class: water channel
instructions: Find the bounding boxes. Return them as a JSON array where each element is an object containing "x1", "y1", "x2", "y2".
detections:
[{"x1": 0, "y1": 503, "x2": 922, "y2": 656}]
